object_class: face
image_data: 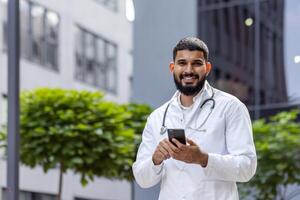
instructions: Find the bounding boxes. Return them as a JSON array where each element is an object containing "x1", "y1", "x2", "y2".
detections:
[{"x1": 170, "y1": 50, "x2": 211, "y2": 96}]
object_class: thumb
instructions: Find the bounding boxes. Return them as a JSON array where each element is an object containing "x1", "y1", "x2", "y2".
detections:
[{"x1": 187, "y1": 138, "x2": 197, "y2": 146}]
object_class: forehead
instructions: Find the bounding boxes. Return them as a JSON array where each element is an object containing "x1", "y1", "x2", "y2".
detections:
[{"x1": 175, "y1": 50, "x2": 205, "y2": 61}]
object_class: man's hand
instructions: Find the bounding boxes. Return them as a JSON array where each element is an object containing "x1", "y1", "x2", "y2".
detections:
[
  {"x1": 152, "y1": 139, "x2": 174, "y2": 165},
  {"x1": 168, "y1": 138, "x2": 208, "y2": 167}
]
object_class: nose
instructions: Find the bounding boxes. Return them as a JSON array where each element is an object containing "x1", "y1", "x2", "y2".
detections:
[{"x1": 184, "y1": 62, "x2": 193, "y2": 73}]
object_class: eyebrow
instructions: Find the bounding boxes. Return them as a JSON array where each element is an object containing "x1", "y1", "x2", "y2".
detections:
[{"x1": 176, "y1": 58, "x2": 205, "y2": 62}]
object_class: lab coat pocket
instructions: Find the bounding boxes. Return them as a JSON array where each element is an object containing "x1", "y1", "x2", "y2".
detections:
[
  {"x1": 188, "y1": 118, "x2": 226, "y2": 153},
  {"x1": 187, "y1": 129, "x2": 207, "y2": 150}
]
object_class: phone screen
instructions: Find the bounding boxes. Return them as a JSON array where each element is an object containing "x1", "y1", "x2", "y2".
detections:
[{"x1": 167, "y1": 129, "x2": 186, "y2": 146}]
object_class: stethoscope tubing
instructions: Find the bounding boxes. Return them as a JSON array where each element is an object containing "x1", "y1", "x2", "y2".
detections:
[{"x1": 160, "y1": 88, "x2": 215, "y2": 135}]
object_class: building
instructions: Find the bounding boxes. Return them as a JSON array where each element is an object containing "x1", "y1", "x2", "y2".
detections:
[
  {"x1": 133, "y1": 0, "x2": 287, "y2": 108},
  {"x1": 198, "y1": 0, "x2": 287, "y2": 106},
  {"x1": 0, "y1": 0, "x2": 133, "y2": 199},
  {"x1": 133, "y1": 0, "x2": 198, "y2": 109}
]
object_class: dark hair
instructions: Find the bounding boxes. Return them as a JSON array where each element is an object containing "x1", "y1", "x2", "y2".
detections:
[{"x1": 173, "y1": 37, "x2": 209, "y2": 61}]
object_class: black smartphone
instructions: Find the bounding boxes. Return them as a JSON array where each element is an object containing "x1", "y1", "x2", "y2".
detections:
[{"x1": 167, "y1": 129, "x2": 186, "y2": 146}]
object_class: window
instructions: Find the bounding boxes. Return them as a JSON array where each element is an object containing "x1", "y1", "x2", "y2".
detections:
[
  {"x1": 0, "y1": 94, "x2": 7, "y2": 125},
  {"x1": 1, "y1": 0, "x2": 60, "y2": 71},
  {"x1": 75, "y1": 197, "x2": 116, "y2": 200},
  {"x1": 2, "y1": 188, "x2": 56, "y2": 200},
  {"x1": 20, "y1": 0, "x2": 30, "y2": 59},
  {"x1": 1, "y1": 0, "x2": 7, "y2": 51},
  {"x1": 75, "y1": 26, "x2": 118, "y2": 93},
  {"x1": 93, "y1": 0, "x2": 118, "y2": 12}
]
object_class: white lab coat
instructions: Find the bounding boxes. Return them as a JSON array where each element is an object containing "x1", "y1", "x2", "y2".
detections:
[{"x1": 132, "y1": 81, "x2": 257, "y2": 200}]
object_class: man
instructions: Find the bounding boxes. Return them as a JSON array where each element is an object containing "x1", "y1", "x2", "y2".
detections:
[{"x1": 132, "y1": 37, "x2": 257, "y2": 200}]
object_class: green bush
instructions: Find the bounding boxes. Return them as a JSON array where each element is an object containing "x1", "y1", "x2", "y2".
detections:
[{"x1": 239, "y1": 110, "x2": 300, "y2": 200}]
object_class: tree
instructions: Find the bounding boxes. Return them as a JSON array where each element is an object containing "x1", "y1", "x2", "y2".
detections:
[
  {"x1": 122, "y1": 103, "x2": 153, "y2": 159},
  {"x1": 239, "y1": 110, "x2": 300, "y2": 200},
  {"x1": 0, "y1": 88, "x2": 140, "y2": 200}
]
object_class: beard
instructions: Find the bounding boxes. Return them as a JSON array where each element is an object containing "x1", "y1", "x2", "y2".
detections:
[{"x1": 173, "y1": 73, "x2": 206, "y2": 96}]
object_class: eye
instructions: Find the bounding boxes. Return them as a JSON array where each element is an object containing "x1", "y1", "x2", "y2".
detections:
[
  {"x1": 177, "y1": 60, "x2": 186, "y2": 66},
  {"x1": 193, "y1": 61, "x2": 204, "y2": 67}
]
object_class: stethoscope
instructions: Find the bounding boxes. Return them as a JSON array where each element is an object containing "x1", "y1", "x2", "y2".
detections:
[{"x1": 160, "y1": 87, "x2": 216, "y2": 135}]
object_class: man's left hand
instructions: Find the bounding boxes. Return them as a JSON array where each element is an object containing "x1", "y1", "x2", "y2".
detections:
[{"x1": 168, "y1": 138, "x2": 208, "y2": 167}]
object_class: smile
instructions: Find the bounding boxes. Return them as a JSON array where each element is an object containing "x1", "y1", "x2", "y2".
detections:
[
  {"x1": 183, "y1": 76, "x2": 197, "y2": 80},
  {"x1": 180, "y1": 74, "x2": 199, "y2": 83}
]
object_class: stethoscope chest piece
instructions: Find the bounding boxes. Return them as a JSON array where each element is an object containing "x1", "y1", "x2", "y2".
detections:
[{"x1": 160, "y1": 126, "x2": 167, "y2": 135}]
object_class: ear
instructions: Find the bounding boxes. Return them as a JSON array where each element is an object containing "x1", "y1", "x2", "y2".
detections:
[
  {"x1": 205, "y1": 62, "x2": 212, "y2": 76},
  {"x1": 169, "y1": 62, "x2": 175, "y2": 73}
]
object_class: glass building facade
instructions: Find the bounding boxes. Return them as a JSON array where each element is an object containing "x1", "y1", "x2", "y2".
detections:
[{"x1": 198, "y1": 0, "x2": 287, "y2": 106}]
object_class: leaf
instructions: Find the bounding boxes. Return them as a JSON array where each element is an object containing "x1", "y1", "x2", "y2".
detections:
[{"x1": 81, "y1": 175, "x2": 88, "y2": 187}]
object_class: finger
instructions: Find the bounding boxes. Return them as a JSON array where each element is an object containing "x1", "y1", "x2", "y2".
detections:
[
  {"x1": 166, "y1": 139, "x2": 180, "y2": 153},
  {"x1": 159, "y1": 139, "x2": 171, "y2": 154},
  {"x1": 171, "y1": 151, "x2": 185, "y2": 161},
  {"x1": 172, "y1": 138, "x2": 184, "y2": 149},
  {"x1": 160, "y1": 140, "x2": 173, "y2": 153},
  {"x1": 157, "y1": 151, "x2": 169, "y2": 160},
  {"x1": 187, "y1": 138, "x2": 197, "y2": 146},
  {"x1": 161, "y1": 139, "x2": 176, "y2": 154},
  {"x1": 158, "y1": 146, "x2": 170, "y2": 159}
]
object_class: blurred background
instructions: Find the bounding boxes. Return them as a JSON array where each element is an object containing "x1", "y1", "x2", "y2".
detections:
[{"x1": 0, "y1": 0, "x2": 300, "y2": 199}]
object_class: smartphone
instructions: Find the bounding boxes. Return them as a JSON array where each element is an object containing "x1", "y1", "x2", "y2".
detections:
[{"x1": 167, "y1": 129, "x2": 186, "y2": 146}]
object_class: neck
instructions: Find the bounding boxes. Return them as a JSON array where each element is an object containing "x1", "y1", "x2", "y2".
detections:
[{"x1": 180, "y1": 94, "x2": 195, "y2": 107}]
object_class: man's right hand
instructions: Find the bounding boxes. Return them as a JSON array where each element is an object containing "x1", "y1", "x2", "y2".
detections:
[{"x1": 152, "y1": 139, "x2": 174, "y2": 165}]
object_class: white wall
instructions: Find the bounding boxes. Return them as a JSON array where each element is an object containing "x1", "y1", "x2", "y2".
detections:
[{"x1": 0, "y1": 161, "x2": 131, "y2": 200}]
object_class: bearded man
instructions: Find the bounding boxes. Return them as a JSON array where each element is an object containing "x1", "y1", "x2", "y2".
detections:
[{"x1": 132, "y1": 37, "x2": 257, "y2": 200}]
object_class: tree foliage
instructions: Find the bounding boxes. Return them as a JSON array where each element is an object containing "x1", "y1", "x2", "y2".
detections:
[
  {"x1": 122, "y1": 103, "x2": 153, "y2": 156},
  {"x1": 240, "y1": 110, "x2": 300, "y2": 200},
  {"x1": 0, "y1": 88, "x2": 152, "y2": 187}
]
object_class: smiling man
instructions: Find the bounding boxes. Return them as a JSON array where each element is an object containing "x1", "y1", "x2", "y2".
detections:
[{"x1": 132, "y1": 37, "x2": 257, "y2": 200}]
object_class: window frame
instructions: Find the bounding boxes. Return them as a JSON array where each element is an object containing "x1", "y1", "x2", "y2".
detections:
[
  {"x1": 74, "y1": 25, "x2": 118, "y2": 94},
  {"x1": 1, "y1": 0, "x2": 60, "y2": 71}
]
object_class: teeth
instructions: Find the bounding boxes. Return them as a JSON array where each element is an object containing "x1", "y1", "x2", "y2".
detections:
[{"x1": 183, "y1": 77, "x2": 194, "y2": 80}]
